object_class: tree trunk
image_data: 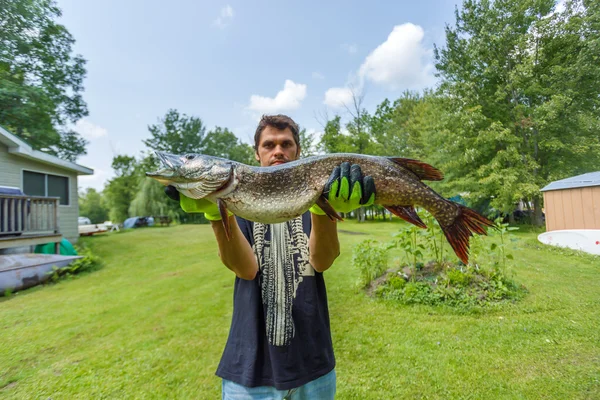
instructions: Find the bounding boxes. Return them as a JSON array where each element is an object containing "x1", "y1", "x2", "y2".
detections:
[{"x1": 533, "y1": 196, "x2": 544, "y2": 227}]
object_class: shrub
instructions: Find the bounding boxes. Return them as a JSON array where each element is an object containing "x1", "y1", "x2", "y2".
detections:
[{"x1": 352, "y1": 239, "x2": 390, "y2": 288}]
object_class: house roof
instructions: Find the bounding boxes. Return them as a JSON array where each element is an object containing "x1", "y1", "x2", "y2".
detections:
[
  {"x1": 0, "y1": 125, "x2": 93, "y2": 175},
  {"x1": 541, "y1": 171, "x2": 600, "y2": 192}
]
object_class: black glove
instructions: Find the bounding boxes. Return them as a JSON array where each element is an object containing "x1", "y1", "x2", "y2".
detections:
[
  {"x1": 164, "y1": 185, "x2": 180, "y2": 201},
  {"x1": 311, "y1": 162, "x2": 376, "y2": 214}
]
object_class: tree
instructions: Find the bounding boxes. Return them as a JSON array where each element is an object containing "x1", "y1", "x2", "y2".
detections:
[
  {"x1": 78, "y1": 188, "x2": 109, "y2": 224},
  {"x1": 103, "y1": 155, "x2": 139, "y2": 223},
  {"x1": 143, "y1": 109, "x2": 207, "y2": 154},
  {"x1": 317, "y1": 115, "x2": 344, "y2": 154},
  {"x1": 0, "y1": 0, "x2": 89, "y2": 160},
  {"x1": 298, "y1": 128, "x2": 316, "y2": 158},
  {"x1": 433, "y1": 0, "x2": 600, "y2": 224},
  {"x1": 203, "y1": 127, "x2": 255, "y2": 164}
]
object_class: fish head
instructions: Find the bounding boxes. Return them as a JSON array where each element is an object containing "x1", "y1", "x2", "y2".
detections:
[{"x1": 146, "y1": 151, "x2": 234, "y2": 199}]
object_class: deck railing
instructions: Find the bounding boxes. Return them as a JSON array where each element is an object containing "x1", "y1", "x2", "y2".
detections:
[{"x1": 0, "y1": 194, "x2": 60, "y2": 236}]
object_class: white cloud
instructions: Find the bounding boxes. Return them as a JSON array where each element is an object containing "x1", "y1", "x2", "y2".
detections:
[
  {"x1": 213, "y1": 5, "x2": 234, "y2": 29},
  {"x1": 78, "y1": 167, "x2": 111, "y2": 192},
  {"x1": 74, "y1": 119, "x2": 108, "y2": 140},
  {"x1": 358, "y1": 23, "x2": 434, "y2": 90},
  {"x1": 342, "y1": 43, "x2": 358, "y2": 54},
  {"x1": 247, "y1": 80, "x2": 307, "y2": 114},
  {"x1": 323, "y1": 87, "x2": 354, "y2": 108},
  {"x1": 312, "y1": 71, "x2": 325, "y2": 80}
]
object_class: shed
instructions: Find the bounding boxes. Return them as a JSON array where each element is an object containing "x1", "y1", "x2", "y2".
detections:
[
  {"x1": 0, "y1": 124, "x2": 94, "y2": 244},
  {"x1": 540, "y1": 171, "x2": 600, "y2": 231}
]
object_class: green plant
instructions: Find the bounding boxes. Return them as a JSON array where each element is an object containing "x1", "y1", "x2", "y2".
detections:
[
  {"x1": 45, "y1": 243, "x2": 103, "y2": 282},
  {"x1": 393, "y1": 225, "x2": 425, "y2": 276},
  {"x1": 490, "y1": 217, "x2": 519, "y2": 274},
  {"x1": 421, "y1": 212, "x2": 446, "y2": 264},
  {"x1": 352, "y1": 239, "x2": 390, "y2": 287}
]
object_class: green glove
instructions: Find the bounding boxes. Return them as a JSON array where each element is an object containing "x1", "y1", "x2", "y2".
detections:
[
  {"x1": 310, "y1": 162, "x2": 376, "y2": 215},
  {"x1": 164, "y1": 185, "x2": 231, "y2": 221},
  {"x1": 180, "y1": 196, "x2": 231, "y2": 221}
]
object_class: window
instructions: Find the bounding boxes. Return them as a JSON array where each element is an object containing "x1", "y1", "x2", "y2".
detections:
[{"x1": 23, "y1": 171, "x2": 70, "y2": 205}]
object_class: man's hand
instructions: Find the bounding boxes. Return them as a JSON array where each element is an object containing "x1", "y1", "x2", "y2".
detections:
[
  {"x1": 310, "y1": 162, "x2": 376, "y2": 215},
  {"x1": 164, "y1": 185, "x2": 231, "y2": 221}
]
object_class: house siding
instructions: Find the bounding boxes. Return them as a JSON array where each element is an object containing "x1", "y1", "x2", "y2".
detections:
[{"x1": 0, "y1": 143, "x2": 80, "y2": 242}]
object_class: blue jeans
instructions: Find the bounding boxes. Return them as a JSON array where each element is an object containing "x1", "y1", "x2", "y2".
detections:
[{"x1": 222, "y1": 369, "x2": 336, "y2": 400}]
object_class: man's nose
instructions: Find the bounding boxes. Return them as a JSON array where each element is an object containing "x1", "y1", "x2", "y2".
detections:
[{"x1": 273, "y1": 145, "x2": 284, "y2": 156}]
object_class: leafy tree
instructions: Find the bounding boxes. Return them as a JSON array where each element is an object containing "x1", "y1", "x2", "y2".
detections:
[
  {"x1": 143, "y1": 109, "x2": 206, "y2": 154},
  {"x1": 203, "y1": 126, "x2": 255, "y2": 164},
  {"x1": 370, "y1": 92, "x2": 432, "y2": 158},
  {"x1": 298, "y1": 128, "x2": 316, "y2": 158},
  {"x1": 433, "y1": 0, "x2": 600, "y2": 223},
  {"x1": 78, "y1": 188, "x2": 109, "y2": 224},
  {"x1": 0, "y1": 0, "x2": 89, "y2": 160},
  {"x1": 318, "y1": 115, "x2": 351, "y2": 153},
  {"x1": 103, "y1": 155, "x2": 139, "y2": 223}
]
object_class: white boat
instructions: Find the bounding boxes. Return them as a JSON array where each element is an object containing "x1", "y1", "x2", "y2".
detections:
[
  {"x1": 538, "y1": 230, "x2": 600, "y2": 255},
  {"x1": 0, "y1": 254, "x2": 83, "y2": 294},
  {"x1": 78, "y1": 223, "x2": 108, "y2": 236}
]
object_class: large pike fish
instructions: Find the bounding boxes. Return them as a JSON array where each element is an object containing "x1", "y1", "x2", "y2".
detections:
[{"x1": 146, "y1": 152, "x2": 495, "y2": 264}]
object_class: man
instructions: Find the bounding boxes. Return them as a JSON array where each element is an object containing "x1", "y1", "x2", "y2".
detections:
[{"x1": 165, "y1": 114, "x2": 375, "y2": 399}]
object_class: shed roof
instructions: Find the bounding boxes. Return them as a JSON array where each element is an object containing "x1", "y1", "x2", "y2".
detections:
[
  {"x1": 0, "y1": 125, "x2": 93, "y2": 175},
  {"x1": 541, "y1": 171, "x2": 600, "y2": 192}
]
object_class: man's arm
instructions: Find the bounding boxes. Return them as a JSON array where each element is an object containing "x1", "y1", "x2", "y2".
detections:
[
  {"x1": 309, "y1": 213, "x2": 340, "y2": 273},
  {"x1": 210, "y1": 216, "x2": 258, "y2": 280}
]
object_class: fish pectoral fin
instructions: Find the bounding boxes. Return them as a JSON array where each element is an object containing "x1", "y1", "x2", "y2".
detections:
[
  {"x1": 316, "y1": 195, "x2": 344, "y2": 222},
  {"x1": 218, "y1": 199, "x2": 231, "y2": 240},
  {"x1": 385, "y1": 205, "x2": 427, "y2": 229},
  {"x1": 185, "y1": 186, "x2": 213, "y2": 199},
  {"x1": 388, "y1": 158, "x2": 444, "y2": 181}
]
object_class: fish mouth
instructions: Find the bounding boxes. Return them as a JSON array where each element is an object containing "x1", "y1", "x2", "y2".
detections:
[
  {"x1": 145, "y1": 151, "x2": 183, "y2": 184},
  {"x1": 155, "y1": 151, "x2": 183, "y2": 169}
]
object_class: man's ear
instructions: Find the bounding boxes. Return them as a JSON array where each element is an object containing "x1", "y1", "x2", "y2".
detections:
[
  {"x1": 255, "y1": 151, "x2": 260, "y2": 162},
  {"x1": 296, "y1": 146, "x2": 301, "y2": 158}
]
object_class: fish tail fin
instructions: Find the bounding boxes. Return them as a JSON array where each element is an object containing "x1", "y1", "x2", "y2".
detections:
[{"x1": 439, "y1": 204, "x2": 496, "y2": 264}]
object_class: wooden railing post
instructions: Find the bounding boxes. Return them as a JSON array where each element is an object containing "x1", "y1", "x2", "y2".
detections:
[{"x1": 0, "y1": 194, "x2": 61, "y2": 236}]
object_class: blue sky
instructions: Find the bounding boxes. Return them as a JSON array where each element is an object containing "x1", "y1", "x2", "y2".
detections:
[{"x1": 58, "y1": 0, "x2": 461, "y2": 191}]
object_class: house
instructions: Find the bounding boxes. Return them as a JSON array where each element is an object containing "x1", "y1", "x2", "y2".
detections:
[
  {"x1": 0, "y1": 124, "x2": 93, "y2": 245},
  {"x1": 540, "y1": 171, "x2": 600, "y2": 231}
]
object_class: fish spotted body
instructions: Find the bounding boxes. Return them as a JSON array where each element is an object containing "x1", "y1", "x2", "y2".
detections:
[{"x1": 147, "y1": 152, "x2": 495, "y2": 263}]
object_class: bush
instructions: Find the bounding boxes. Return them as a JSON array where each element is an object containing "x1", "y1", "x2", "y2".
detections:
[
  {"x1": 352, "y1": 239, "x2": 390, "y2": 288},
  {"x1": 375, "y1": 263, "x2": 527, "y2": 311},
  {"x1": 47, "y1": 243, "x2": 103, "y2": 282}
]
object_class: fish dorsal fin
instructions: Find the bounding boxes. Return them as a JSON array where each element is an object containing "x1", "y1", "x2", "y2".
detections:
[{"x1": 388, "y1": 158, "x2": 444, "y2": 181}]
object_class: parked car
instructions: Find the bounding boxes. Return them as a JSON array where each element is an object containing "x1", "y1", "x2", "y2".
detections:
[{"x1": 78, "y1": 216, "x2": 91, "y2": 225}]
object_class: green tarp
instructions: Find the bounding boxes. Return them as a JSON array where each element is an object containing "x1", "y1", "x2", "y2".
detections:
[{"x1": 34, "y1": 238, "x2": 78, "y2": 256}]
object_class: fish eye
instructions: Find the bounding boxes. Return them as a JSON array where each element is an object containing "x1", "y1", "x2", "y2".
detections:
[{"x1": 185, "y1": 154, "x2": 195, "y2": 160}]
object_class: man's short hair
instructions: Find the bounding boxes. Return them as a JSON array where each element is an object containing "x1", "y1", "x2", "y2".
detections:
[{"x1": 254, "y1": 114, "x2": 301, "y2": 152}]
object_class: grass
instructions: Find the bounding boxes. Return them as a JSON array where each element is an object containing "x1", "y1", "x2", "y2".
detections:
[{"x1": 1, "y1": 220, "x2": 599, "y2": 399}]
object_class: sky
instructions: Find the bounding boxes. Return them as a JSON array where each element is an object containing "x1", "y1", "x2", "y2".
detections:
[{"x1": 56, "y1": 0, "x2": 462, "y2": 191}]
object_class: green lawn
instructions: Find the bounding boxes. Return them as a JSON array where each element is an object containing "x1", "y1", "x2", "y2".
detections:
[{"x1": 1, "y1": 221, "x2": 599, "y2": 399}]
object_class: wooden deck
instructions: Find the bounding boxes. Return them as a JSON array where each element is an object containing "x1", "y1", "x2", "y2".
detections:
[
  {"x1": 0, "y1": 193, "x2": 61, "y2": 253},
  {"x1": 0, "y1": 233, "x2": 62, "y2": 253}
]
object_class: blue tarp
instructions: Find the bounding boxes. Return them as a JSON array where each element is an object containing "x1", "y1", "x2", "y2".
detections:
[{"x1": 123, "y1": 216, "x2": 155, "y2": 229}]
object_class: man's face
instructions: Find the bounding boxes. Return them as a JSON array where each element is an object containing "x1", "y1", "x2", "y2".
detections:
[{"x1": 254, "y1": 126, "x2": 300, "y2": 167}]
